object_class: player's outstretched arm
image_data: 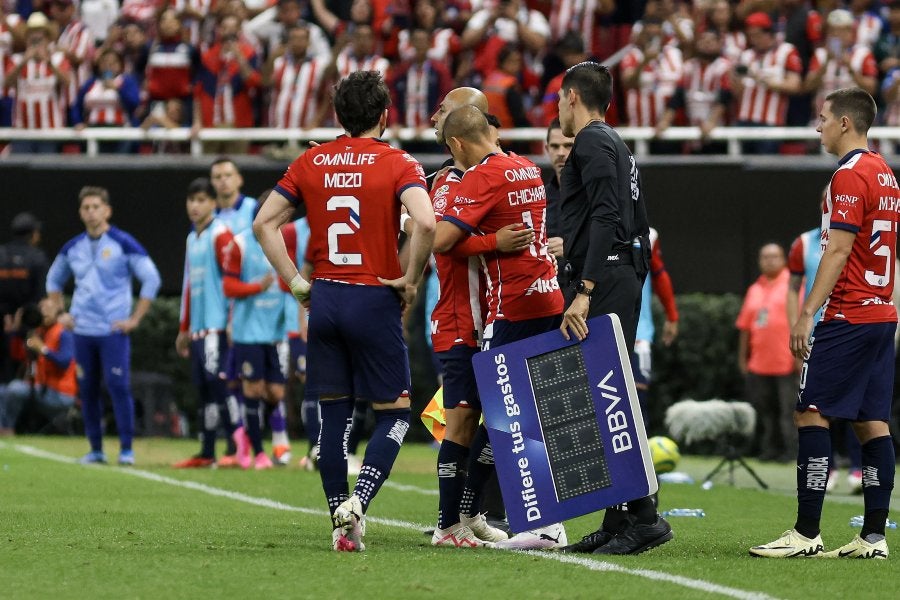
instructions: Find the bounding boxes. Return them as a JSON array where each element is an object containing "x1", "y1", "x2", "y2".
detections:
[
  {"x1": 380, "y1": 186, "x2": 435, "y2": 305},
  {"x1": 254, "y1": 190, "x2": 310, "y2": 302}
]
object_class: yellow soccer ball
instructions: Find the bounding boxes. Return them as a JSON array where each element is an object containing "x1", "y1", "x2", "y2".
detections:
[{"x1": 649, "y1": 436, "x2": 680, "y2": 474}]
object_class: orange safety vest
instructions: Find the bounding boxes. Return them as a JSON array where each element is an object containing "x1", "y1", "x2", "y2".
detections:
[
  {"x1": 34, "y1": 323, "x2": 77, "y2": 397},
  {"x1": 483, "y1": 71, "x2": 517, "y2": 129}
]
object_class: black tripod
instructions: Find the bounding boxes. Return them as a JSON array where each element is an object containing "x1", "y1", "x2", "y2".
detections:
[{"x1": 702, "y1": 444, "x2": 768, "y2": 489}]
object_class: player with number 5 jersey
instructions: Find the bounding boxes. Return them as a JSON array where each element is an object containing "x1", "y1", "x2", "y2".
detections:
[{"x1": 254, "y1": 71, "x2": 435, "y2": 553}]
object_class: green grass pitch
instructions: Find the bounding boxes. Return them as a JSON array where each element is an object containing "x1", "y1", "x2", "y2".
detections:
[{"x1": 1, "y1": 436, "x2": 898, "y2": 599}]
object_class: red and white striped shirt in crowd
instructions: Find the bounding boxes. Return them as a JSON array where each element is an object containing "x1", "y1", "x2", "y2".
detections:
[
  {"x1": 7, "y1": 51, "x2": 71, "y2": 128},
  {"x1": 80, "y1": 82, "x2": 124, "y2": 125},
  {"x1": 680, "y1": 56, "x2": 732, "y2": 125},
  {"x1": 397, "y1": 27, "x2": 460, "y2": 69},
  {"x1": 398, "y1": 60, "x2": 443, "y2": 128},
  {"x1": 268, "y1": 54, "x2": 326, "y2": 129},
  {"x1": 620, "y1": 45, "x2": 683, "y2": 127},
  {"x1": 57, "y1": 19, "x2": 94, "y2": 109},
  {"x1": 854, "y1": 12, "x2": 882, "y2": 49},
  {"x1": 169, "y1": 0, "x2": 212, "y2": 47},
  {"x1": 736, "y1": 42, "x2": 801, "y2": 126},
  {"x1": 808, "y1": 45, "x2": 877, "y2": 115},
  {"x1": 722, "y1": 30, "x2": 746, "y2": 64},
  {"x1": 0, "y1": 17, "x2": 12, "y2": 102},
  {"x1": 335, "y1": 51, "x2": 389, "y2": 79},
  {"x1": 548, "y1": 0, "x2": 597, "y2": 45}
]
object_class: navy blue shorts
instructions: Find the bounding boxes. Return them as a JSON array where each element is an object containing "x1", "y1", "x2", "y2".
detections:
[
  {"x1": 482, "y1": 315, "x2": 562, "y2": 350},
  {"x1": 232, "y1": 342, "x2": 286, "y2": 384},
  {"x1": 436, "y1": 345, "x2": 480, "y2": 410},
  {"x1": 798, "y1": 320, "x2": 897, "y2": 421},
  {"x1": 289, "y1": 336, "x2": 307, "y2": 376},
  {"x1": 306, "y1": 280, "x2": 410, "y2": 402},
  {"x1": 189, "y1": 331, "x2": 228, "y2": 385}
]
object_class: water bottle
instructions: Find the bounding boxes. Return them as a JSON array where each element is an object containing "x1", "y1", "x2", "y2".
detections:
[
  {"x1": 849, "y1": 515, "x2": 897, "y2": 529},
  {"x1": 662, "y1": 508, "x2": 705, "y2": 518}
]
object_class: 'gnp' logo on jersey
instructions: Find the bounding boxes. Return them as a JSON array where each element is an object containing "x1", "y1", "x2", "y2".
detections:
[{"x1": 525, "y1": 276, "x2": 560, "y2": 296}]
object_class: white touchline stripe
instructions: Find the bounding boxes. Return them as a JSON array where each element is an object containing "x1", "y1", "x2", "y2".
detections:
[
  {"x1": 6, "y1": 443, "x2": 779, "y2": 600},
  {"x1": 383, "y1": 480, "x2": 439, "y2": 495}
]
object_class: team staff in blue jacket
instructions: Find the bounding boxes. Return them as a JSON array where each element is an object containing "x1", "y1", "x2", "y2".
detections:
[{"x1": 47, "y1": 186, "x2": 161, "y2": 466}]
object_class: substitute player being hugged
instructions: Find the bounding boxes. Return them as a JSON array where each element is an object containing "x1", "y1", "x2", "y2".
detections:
[
  {"x1": 751, "y1": 87, "x2": 899, "y2": 560},
  {"x1": 254, "y1": 70, "x2": 435, "y2": 552}
]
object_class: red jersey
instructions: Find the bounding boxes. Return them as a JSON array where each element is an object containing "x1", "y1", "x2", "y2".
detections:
[
  {"x1": 8, "y1": 52, "x2": 72, "y2": 129},
  {"x1": 736, "y1": 43, "x2": 802, "y2": 126},
  {"x1": 821, "y1": 150, "x2": 900, "y2": 324},
  {"x1": 430, "y1": 167, "x2": 486, "y2": 352},
  {"x1": 444, "y1": 153, "x2": 563, "y2": 324},
  {"x1": 621, "y1": 45, "x2": 684, "y2": 127},
  {"x1": 275, "y1": 136, "x2": 427, "y2": 286}
]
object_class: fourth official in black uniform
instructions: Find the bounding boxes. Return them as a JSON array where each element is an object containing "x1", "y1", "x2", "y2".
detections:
[{"x1": 555, "y1": 61, "x2": 673, "y2": 556}]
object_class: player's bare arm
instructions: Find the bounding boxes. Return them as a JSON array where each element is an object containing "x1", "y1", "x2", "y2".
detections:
[
  {"x1": 790, "y1": 228, "x2": 854, "y2": 359},
  {"x1": 378, "y1": 186, "x2": 435, "y2": 305},
  {"x1": 432, "y1": 219, "x2": 466, "y2": 254},
  {"x1": 253, "y1": 190, "x2": 310, "y2": 302}
]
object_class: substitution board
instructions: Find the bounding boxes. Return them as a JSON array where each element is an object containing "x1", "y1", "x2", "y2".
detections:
[{"x1": 472, "y1": 314, "x2": 657, "y2": 533}]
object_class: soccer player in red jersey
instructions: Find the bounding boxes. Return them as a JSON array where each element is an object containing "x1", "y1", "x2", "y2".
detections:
[
  {"x1": 428, "y1": 87, "x2": 534, "y2": 548},
  {"x1": 751, "y1": 88, "x2": 899, "y2": 560},
  {"x1": 253, "y1": 70, "x2": 435, "y2": 552}
]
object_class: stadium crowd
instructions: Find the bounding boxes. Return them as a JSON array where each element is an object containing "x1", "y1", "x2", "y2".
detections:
[{"x1": 5, "y1": 0, "x2": 900, "y2": 154}]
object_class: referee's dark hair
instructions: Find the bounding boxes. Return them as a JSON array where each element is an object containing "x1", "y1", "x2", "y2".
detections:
[
  {"x1": 547, "y1": 117, "x2": 562, "y2": 143},
  {"x1": 186, "y1": 177, "x2": 215, "y2": 199},
  {"x1": 78, "y1": 186, "x2": 110, "y2": 206},
  {"x1": 825, "y1": 87, "x2": 877, "y2": 134},
  {"x1": 210, "y1": 155, "x2": 240, "y2": 174},
  {"x1": 443, "y1": 105, "x2": 491, "y2": 144},
  {"x1": 561, "y1": 62, "x2": 613, "y2": 115},
  {"x1": 334, "y1": 70, "x2": 391, "y2": 137}
]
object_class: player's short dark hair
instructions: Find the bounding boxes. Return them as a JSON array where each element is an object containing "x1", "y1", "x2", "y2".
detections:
[
  {"x1": 333, "y1": 70, "x2": 391, "y2": 137},
  {"x1": 484, "y1": 112, "x2": 502, "y2": 129},
  {"x1": 546, "y1": 118, "x2": 562, "y2": 143},
  {"x1": 561, "y1": 62, "x2": 612, "y2": 114},
  {"x1": 443, "y1": 105, "x2": 490, "y2": 144},
  {"x1": 186, "y1": 177, "x2": 215, "y2": 198},
  {"x1": 79, "y1": 186, "x2": 110, "y2": 206},
  {"x1": 825, "y1": 87, "x2": 877, "y2": 134},
  {"x1": 210, "y1": 156, "x2": 240, "y2": 174}
]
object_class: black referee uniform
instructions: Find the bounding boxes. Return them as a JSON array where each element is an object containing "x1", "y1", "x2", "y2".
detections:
[{"x1": 559, "y1": 120, "x2": 650, "y2": 349}]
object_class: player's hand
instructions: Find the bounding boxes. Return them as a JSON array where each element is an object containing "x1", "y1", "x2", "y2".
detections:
[
  {"x1": 495, "y1": 223, "x2": 534, "y2": 253},
  {"x1": 378, "y1": 276, "x2": 417, "y2": 311},
  {"x1": 548, "y1": 236, "x2": 564, "y2": 259},
  {"x1": 662, "y1": 320, "x2": 678, "y2": 346},
  {"x1": 175, "y1": 331, "x2": 190, "y2": 358},
  {"x1": 112, "y1": 316, "x2": 140, "y2": 334},
  {"x1": 25, "y1": 335, "x2": 45, "y2": 354},
  {"x1": 58, "y1": 312, "x2": 75, "y2": 330},
  {"x1": 289, "y1": 274, "x2": 311, "y2": 307},
  {"x1": 790, "y1": 314, "x2": 814, "y2": 359},
  {"x1": 258, "y1": 272, "x2": 275, "y2": 290},
  {"x1": 560, "y1": 293, "x2": 590, "y2": 341}
]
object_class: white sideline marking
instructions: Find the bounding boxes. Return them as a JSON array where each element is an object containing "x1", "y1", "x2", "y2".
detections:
[
  {"x1": 5, "y1": 443, "x2": 779, "y2": 600},
  {"x1": 383, "y1": 480, "x2": 438, "y2": 495}
]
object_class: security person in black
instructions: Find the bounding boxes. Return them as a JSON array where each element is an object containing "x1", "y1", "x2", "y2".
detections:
[
  {"x1": 556, "y1": 62, "x2": 672, "y2": 556},
  {"x1": 0, "y1": 213, "x2": 49, "y2": 383}
]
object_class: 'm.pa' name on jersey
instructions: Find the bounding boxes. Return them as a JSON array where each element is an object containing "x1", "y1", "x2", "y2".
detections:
[{"x1": 879, "y1": 196, "x2": 900, "y2": 212}]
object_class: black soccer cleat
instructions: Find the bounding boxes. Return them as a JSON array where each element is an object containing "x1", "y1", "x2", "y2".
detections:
[
  {"x1": 592, "y1": 517, "x2": 673, "y2": 555},
  {"x1": 559, "y1": 528, "x2": 614, "y2": 553}
]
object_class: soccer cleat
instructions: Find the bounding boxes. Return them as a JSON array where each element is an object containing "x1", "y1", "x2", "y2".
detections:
[
  {"x1": 332, "y1": 527, "x2": 364, "y2": 552},
  {"x1": 332, "y1": 495, "x2": 366, "y2": 551},
  {"x1": 216, "y1": 454, "x2": 239, "y2": 468},
  {"x1": 298, "y1": 446, "x2": 319, "y2": 471},
  {"x1": 79, "y1": 451, "x2": 107, "y2": 465},
  {"x1": 826, "y1": 469, "x2": 838, "y2": 492},
  {"x1": 560, "y1": 529, "x2": 614, "y2": 553},
  {"x1": 749, "y1": 529, "x2": 824, "y2": 558},
  {"x1": 493, "y1": 522, "x2": 568, "y2": 550},
  {"x1": 431, "y1": 523, "x2": 489, "y2": 548},
  {"x1": 461, "y1": 513, "x2": 509, "y2": 542},
  {"x1": 272, "y1": 444, "x2": 292, "y2": 466},
  {"x1": 847, "y1": 469, "x2": 863, "y2": 495},
  {"x1": 823, "y1": 534, "x2": 888, "y2": 559},
  {"x1": 254, "y1": 451, "x2": 274, "y2": 470},
  {"x1": 594, "y1": 517, "x2": 673, "y2": 555},
  {"x1": 118, "y1": 450, "x2": 135, "y2": 466},
  {"x1": 173, "y1": 455, "x2": 216, "y2": 469},
  {"x1": 233, "y1": 426, "x2": 252, "y2": 470}
]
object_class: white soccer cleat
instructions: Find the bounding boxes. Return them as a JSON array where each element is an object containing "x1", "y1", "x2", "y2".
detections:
[
  {"x1": 460, "y1": 513, "x2": 509, "y2": 542},
  {"x1": 493, "y1": 522, "x2": 568, "y2": 550},
  {"x1": 825, "y1": 469, "x2": 838, "y2": 492},
  {"x1": 332, "y1": 495, "x2": 366, "y2": 552},
  {"x1": 431, "y1": 523, "x2": 489, "y2": 548},
  {"x1": 332, "y1": 527, "x2": 365, "y2": 552},
  {"x1": 749, "y1": 529, "x2": 824, "y2": 558},
  {"x1": 823, "y1": 534, "x2": 888, "y2": 559}
]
